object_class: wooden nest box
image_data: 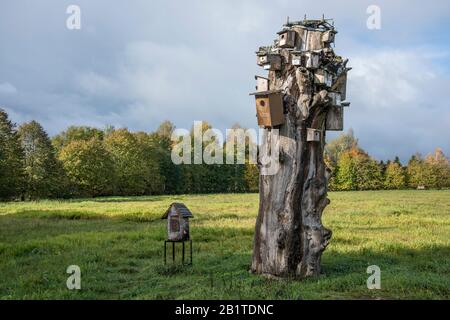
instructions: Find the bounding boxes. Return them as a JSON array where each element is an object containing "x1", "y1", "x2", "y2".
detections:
[
  {"x1": 321, "y1": 30, "x2": 335, "y2": 44},
  {"x1": 255, "y1": 75, "x2": 269, "y2": 92},
  {"x1": 307, "y1": 128, "x2": 322, "y2": 142},
  {"x1": 314, "y1": 69, "x2": 333, "y2": 87},
  {"x1": 277, "y1": 29, "x2": 296, "y2": 48},
  {"x1": 161, "y1": 203, "x2": 194, "y2": 241},
  {"x1": 325, "y1": 92, "x2": 344, "y2": 131},
  {"x1": 250, "y1": 90, "x2": 285, "y2": 128},
  {"x1": 256, "y1": 53, "x2": 282, "y2": 71}
]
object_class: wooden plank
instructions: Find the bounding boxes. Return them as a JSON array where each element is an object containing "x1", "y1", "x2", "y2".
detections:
[{"x1": 325, "y1": 105, "x2": 343, "y2": 131}]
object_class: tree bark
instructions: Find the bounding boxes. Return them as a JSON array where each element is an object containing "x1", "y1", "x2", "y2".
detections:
[{"x1": 251, "y1": 20, "x2": 348, "y2": 278}]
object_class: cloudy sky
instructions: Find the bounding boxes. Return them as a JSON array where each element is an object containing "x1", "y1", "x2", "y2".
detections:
[{"x1": 1, "y1": 0, "x2": 449, "y2": 162}]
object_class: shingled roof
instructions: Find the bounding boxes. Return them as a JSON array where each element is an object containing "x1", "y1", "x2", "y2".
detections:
[{"x1": 161, "y1": 202, "x2": 194, "y2": 219}]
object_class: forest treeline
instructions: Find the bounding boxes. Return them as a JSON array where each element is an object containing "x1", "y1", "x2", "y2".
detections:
[{"x1": 1, "y1": 108, "x2": 449, "y2": 200}]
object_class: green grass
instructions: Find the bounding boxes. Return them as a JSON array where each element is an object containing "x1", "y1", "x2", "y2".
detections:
[{"x1": 0, "y1": 190, "x2": 449, "y2": 300}]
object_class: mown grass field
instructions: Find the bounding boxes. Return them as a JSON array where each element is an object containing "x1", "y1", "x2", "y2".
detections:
[{"x1": 0, "y1": 190, "x2": 449, "y2": 300}]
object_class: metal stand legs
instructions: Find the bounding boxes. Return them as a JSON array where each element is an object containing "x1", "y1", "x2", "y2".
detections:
[{"x1": 164, "y1": 240, "x2": 192, "y2": 265}]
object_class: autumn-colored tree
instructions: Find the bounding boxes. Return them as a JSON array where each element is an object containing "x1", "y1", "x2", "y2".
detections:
[
  {"x1": 407, "y1": 154, "x2": 425, "y2": 188},
  {"x1": 325, "y1": 129, "x2": 360, "y2": 190},
  {"x1": 424, "y1": 148, "x2": 450, "y2": 189},
  {"x1": 407, "y1": 150, "x2": 450, "y2": 189},
  {"x1": 335, "y1": 151, "x2": 356, "y2": 190},
  {"x1": 5, "y1": 108, "x2": 449, "y2": 200},
  {"x1": 384, "y1": 161, "x2": 406, "y2": 189},
  {"x1": 335, "y1": 148, "x2": 383, "y2": 190},
  {"x1": 325, "y1": 129, "x2": 359, "y2": 170}
]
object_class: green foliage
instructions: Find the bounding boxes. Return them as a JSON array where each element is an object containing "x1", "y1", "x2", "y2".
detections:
[
  {"x1": 244, "y1": 163, "x2": 259, "y2": 192},
  {"x1": 104, "y1": 129, "x2": 163, "y2": 196},
  {"x1": 384, "y1": 161, "x2": 406, "y2": 189},
  {"x1": 325, "y1": 128, "x2": 359, "y2": 170},
  {"x1": 335, "y1": 149, "x2": 383, "y2": 191},
  {"x1": 2, "y1": 107, "x2": 450, "y2": 200},
  {"x1": 334, "y1": 152, "x2": 357, "y2": 190},
  {"x1": 152, "y1": 121, "x2": 183, "y2": 194},
  {"x1": 423, "y1": 148, "x2": 450, "y2": 189},
  {"x1": 18, "y1": 121, "x2": 67, "y2": 199},
  {"x1": 0, "y1": 109, "x2": 24, "y2": 200},
  {"x1": 132, "y1": 131, "x2": 166, "y2": 194},
  {"x1": 52, "y1": 126, "x2": 104, "y2": 153},
  {"x1": 59, "y1": 138, "x2": 115, "y2": 197},
  {"x1": 407, "y1": 150, "x2": 450, "y2": 189},
  {"x1": 327, "y1": 133, "x2": 450, "y2": 191},
  {"x1": 224, "y1": 124, "x2": 258, "y2": 193},
  {"x1": 407, "y1": 154, "x2": 426, "y2": 188},
  {"x1": 353, "y1": 154, "x2": 383, "y2": 190}
]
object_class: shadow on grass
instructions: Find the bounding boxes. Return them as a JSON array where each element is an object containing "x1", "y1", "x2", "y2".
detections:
[
  {"x1": 0, "y1": 212, "x2": 449, "y2": 299},
  {"x1": 64, "y1": 195, "x2": 169, "y2": 203},
  {"x1": 6, "y1": 209, "x2": 107, "y2": 220}
]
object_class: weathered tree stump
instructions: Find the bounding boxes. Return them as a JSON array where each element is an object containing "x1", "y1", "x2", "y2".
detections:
[{"x1": 251, "y1": 18, "x2": 350, "y2": 278}]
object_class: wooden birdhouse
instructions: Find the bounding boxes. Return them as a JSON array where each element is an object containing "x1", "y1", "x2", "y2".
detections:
[
  {"x1": 325, "y1": 105, "x2": 344, "y2": 131},
  {"x1": 300, "y1": 30, "x2": 323, "y2": 51},
  {"x1": 291, "y1": 51, "x2": 302, "y2": 66},
  {"x1": 332, "y1": 73, "x2": 347, "y2": 100},
  {"x1": 257, "y1": 53, "x2": 269, "y2": 66},
  {"x1": 263, "y1": 54, "x2": 282, "y2": 71},
  {"x1": 250, "y1": 90, "x2": 285, "y2": 128},
  {"x1": 277, "y1": 30, "x2": 296, "y2": 48},
  {"x1": 314, "y1": 69, "x2": 333, "y2": 87},
  {"x1": 161, "y1": 203, "x2": 194, "y2": 241},
  {"x1": 304, "y1": 51, "x2": 320, "y2": 69},
  {"x1": 328, "y1": 92, "x2": 342, "y2": 107},
  {"x1": 256, "y1": 47, "x2": 269, "y2": 65},
  {"x1": 256, "y1": 53, "x2": 282, "y2": 71},
  {"x1": 255, "y1": 75, "x2": 269, "y2": 92},
  {"x1": 307, "y1": 128, "x2": 322, "y2": 142},
  {"x1": 321, "y1": 30, "x2": 335, "y2": 44}
]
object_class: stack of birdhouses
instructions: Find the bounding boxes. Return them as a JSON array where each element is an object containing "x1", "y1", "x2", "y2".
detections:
[{"x1": 250, "y1": 17, "x2": 351, "y2": 137}]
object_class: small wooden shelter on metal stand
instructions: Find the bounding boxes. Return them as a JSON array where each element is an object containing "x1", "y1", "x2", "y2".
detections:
[{"x1": 162, "y1": 203, "x2": 193, "y2": 265}]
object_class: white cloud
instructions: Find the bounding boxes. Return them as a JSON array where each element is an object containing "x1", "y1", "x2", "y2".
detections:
[
  {"x1": 350, "y1": 49, "x2": 442, "y2": 108},
  {"x1": 0, "y1": 82, "x2": 17, "y2": 95},
  {"x1": 1, "y1": 0, "x2": 450, "y2": 161},
  {"x1": 345, "y1": 48, "x2": 450, "y2": 161},
  {"x1": 76, "y1": 72, "x2": 118, "y2": 96}
]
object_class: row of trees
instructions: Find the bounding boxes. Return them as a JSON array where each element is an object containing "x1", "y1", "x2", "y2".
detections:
[
  {"x1": 325, "y1": 129, "x2": 450, "y2": 190},
  {"x1": 1, "y1": 108, "x2": 449, "y2": 200},
  {"x1": 0, "y1": 109, "x2": 258, "y2": 200}
]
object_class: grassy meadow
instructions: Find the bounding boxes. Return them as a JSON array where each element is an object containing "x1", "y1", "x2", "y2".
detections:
[{"x1": 0, "y1": 190, "x2": 449, "y2": 300}]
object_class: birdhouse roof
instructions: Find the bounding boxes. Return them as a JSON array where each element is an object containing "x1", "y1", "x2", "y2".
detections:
[
  {"x1": 276, "y1": 29, "x2": 294, "y2": 35},
  {"x1": 249, "y1": 89, "x2": 282, "y2": 96},
  {"x1": 161, "y1": 202, "x2": 194, "y2": 219},
  {"x1": 283, "y1": 19, "x2": 335, "y2": 32}
]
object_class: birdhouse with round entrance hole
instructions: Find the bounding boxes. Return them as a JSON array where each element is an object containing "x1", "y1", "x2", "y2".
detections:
[
  {"x1": 277, "y1": 29, "x2": 296, "y2": 48},
  {"x1": 250, "y1": 90, "x2": 285, "y2": 128}
]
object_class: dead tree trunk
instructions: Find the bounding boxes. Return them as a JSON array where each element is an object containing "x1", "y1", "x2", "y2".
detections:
[{"x1": 251, "y1": 18, "x2": 350, "y2": 278}]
